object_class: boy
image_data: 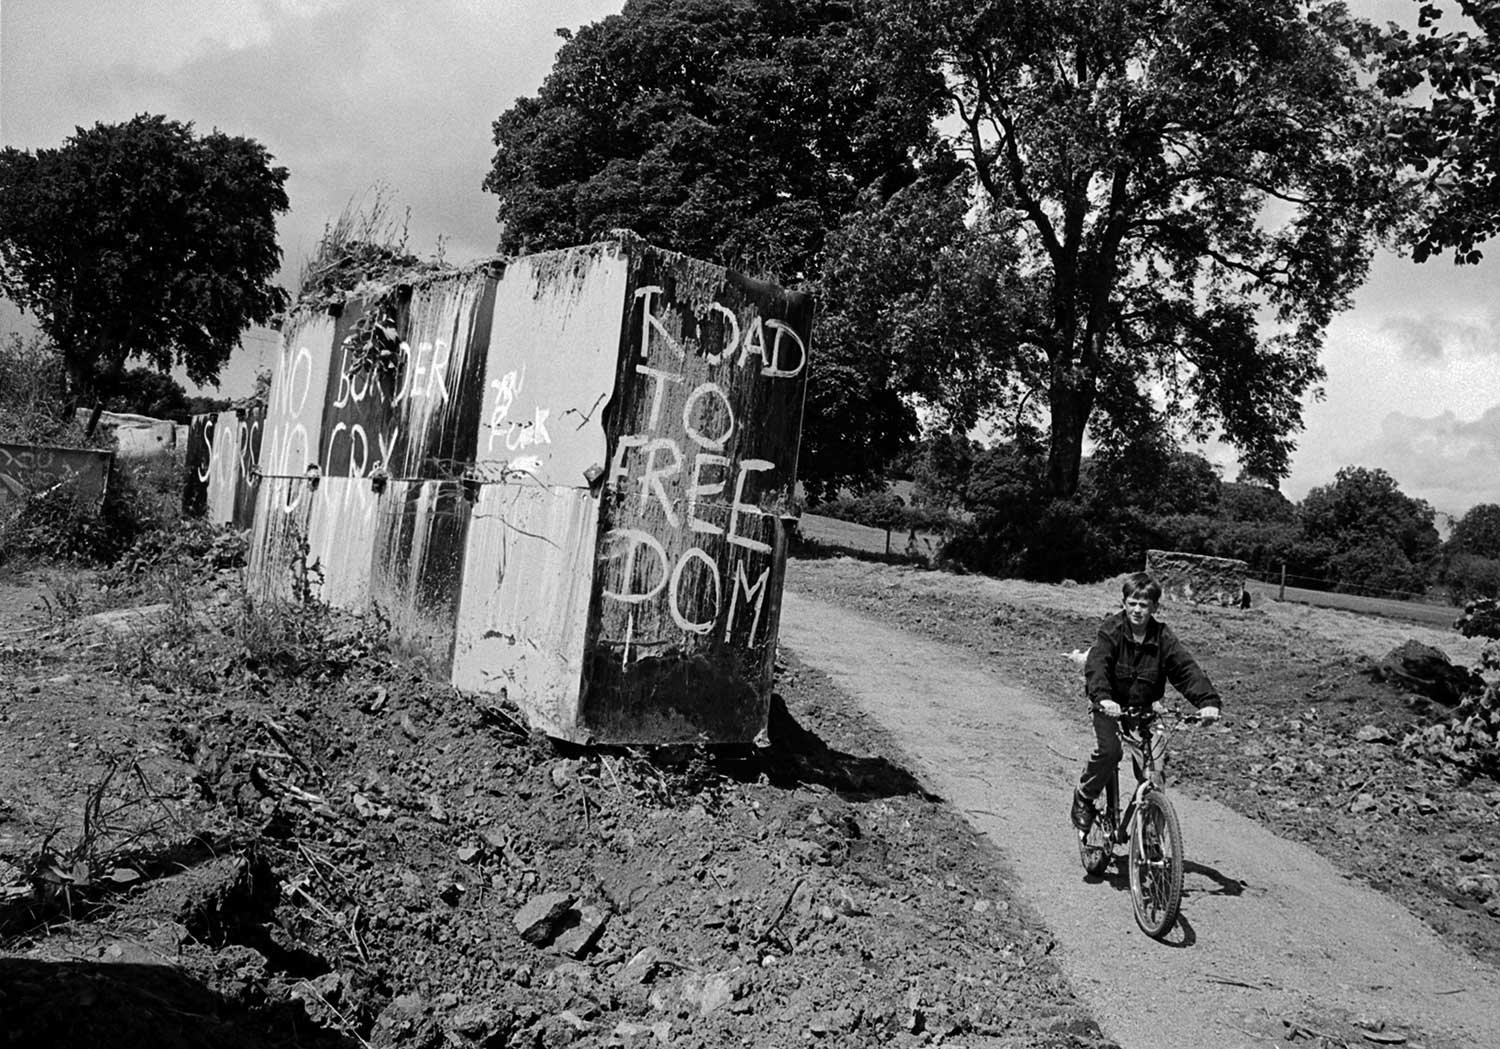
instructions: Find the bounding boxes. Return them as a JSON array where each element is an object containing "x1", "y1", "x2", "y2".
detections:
[{"x1": 1070, "y1": 572, "x2": 1221, "y2": 833}]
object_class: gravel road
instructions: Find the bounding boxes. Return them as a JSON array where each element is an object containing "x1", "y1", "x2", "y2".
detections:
[{"x1": 780, "y1": 589, "x2": 1500, "y2": 1049}]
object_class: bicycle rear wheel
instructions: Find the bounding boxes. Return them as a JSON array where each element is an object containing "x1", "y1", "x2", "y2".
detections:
[
  {"x1": 1077, "y1": 794, "x2": 1114, "y2": 876},
  {"x1": 1128, "y1": 790, "x2": 1183, "y2": 938}
]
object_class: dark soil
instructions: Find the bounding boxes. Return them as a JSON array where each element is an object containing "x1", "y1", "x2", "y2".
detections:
[{"x1": 0, "y1": 561, "x2": 1112, "y2": 1049}]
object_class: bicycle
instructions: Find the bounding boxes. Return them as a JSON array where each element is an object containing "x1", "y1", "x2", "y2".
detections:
[{"x1": 1076, "y1": 704, "x2": 1195, "y2": 938}]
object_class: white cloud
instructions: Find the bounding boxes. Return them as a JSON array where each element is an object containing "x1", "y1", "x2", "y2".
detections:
[
  {"x1": 1342, "y1": 407, "x2": 1500, "y2": 513},
  {"x1": 1381, "y1": 312, "x2": 1500, "y2": 363},
  {"x1": 3, "y1": 0, "x2": 623, "y2": 278}
]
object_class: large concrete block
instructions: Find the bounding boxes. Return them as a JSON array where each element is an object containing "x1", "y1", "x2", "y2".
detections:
[
  {"x1": 242, "y1": 238, "x2": 811, "y2": 744},
  {"x1": 1145, "y1": 549, "x2": 1249, "y2": 607}
]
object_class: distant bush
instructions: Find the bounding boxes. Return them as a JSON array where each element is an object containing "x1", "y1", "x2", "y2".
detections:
[
  {"x1": 0, "y1": 332, "x2": 103, "y2": 448},
  {"x1": 945, "y1": 498, "x2": 1124, "y2": 582},
  {"x1": 1446, "y1": 555, "x2": 1500, "y2": 606},
  {"x1": 0, "y1": 449, "x2": 187, "y2": 569},
  {"x1": 814, "y1": 491, "x2": 950, "y2": 535}
]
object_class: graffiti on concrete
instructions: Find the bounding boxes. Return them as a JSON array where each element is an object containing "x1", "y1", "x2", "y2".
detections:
[
  {"x1": 183, "y1": 408, "x2": 264, "y2": 528},
  {"x1": 241, "y1": 239, "x2": 811, "y2": 745},
  {"x1": 0, "y1": 442, "x2": 112, "y2": 512}
]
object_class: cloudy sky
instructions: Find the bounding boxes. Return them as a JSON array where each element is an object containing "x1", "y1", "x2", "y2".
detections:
[{"x1": 2, "y1": 0, "x2": 1496, "y2": 516}]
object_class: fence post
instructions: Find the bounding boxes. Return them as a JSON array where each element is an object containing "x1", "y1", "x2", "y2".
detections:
[{"x1": 1279, "y1": 563, "x2": 1287, "y2": 602}]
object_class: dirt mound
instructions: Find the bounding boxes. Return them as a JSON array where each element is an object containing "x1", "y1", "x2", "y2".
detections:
[{"x1": 0, "y1": 566, "x2": 1111, "y2": 1048}]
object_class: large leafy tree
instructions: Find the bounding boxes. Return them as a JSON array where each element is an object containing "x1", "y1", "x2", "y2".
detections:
[
  {"x1": 107, "y1": 367, "x2": 192, "y2": 421},
  {"x1": 1374, "y1": 0, "x2": 1499, "y2": 262},
  {"x1": 1448, "y1": 503, "x2": 1500, "y2": 559},
  {"x1": 0, "y1": 115, "x2": 289, "y2": 431},
  {"x1": 484, "y1": 0, "x2": 947, "y2": 283},
  {"x1": 1300, "y1": 466, "x2": 1439, "y2": 593},
  {"x1": 874, "y1": 0, "x2": 1402, "y2": 497},
  {"x1": 805, "y1": 172, "x2": 1034, "y2": 498}
]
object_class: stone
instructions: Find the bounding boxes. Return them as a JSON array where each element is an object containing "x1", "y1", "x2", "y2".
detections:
[
  {"x1": 1145, "y1": 550, "x2": 1248, "y2": 607},
  {"x1": 514, "y1": 892, "x2": 576, "y2": 945},
  {"x1": 371, "y1": 992, "x2": 442, "y2": 1049},
  {"x1": 617, "y1": 947, "x2": 663, "y2": 987},
  {"x1": 552, "y1": 904, "x2": 608, "y2": 958},
  {"x1": 1355, "y1": 724, "x2": 1393, "y2": 744},
  {"x1": 1350, "y1": 794, "x2": 1378, "y2": 814},
  {"x1": 443, "y1": 1002, "x2": 513, "y2": 1047},
  {"x1": 679, "y1": 969, "x2": 749, "y2": 1017}
]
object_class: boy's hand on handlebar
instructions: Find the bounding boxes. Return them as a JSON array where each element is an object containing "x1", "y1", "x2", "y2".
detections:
[
  {"x1": 1198, "y1": 705, "x2": 1220, "y2": 723},
  {"x1": 1099, "y1": 700, "x2": 1122, "y2": 718}
]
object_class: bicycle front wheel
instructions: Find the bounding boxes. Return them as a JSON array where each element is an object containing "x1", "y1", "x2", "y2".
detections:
[{"x1": 1128, "y1": 790, "x2": 1183, "y2": 938}]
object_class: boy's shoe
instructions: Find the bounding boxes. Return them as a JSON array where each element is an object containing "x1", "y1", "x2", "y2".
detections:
[{"x1": 1070, "y1": 789, "x2": 1094, "y2": 833}]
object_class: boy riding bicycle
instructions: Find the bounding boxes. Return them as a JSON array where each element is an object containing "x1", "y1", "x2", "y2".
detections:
[{"x1": 1070, "y1": 572, "x2": 1221, "y2": 833}]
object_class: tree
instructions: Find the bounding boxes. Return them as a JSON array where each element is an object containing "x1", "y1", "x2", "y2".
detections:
[
  {"x1": 805, "y1": 173, "x2": 1033, "y2": 498},
  {"x1": 911, "y1": 430, "x2": 981, "y2": 511},
  {"x1": 1374, "y1": 0, "x2": 1500, "y2": 262},
  {"x1": 0, "y1": 114, "x2": 289, "y2": 432},
  {"x1": 484, "y1": 0, "x2": 946, "y2": 283},
  {"x1": 1219, "y1": 480, "x2": 1298, "y2": 524},
  {"x1": 1300, "y1": 466, "x2": 1440, "y2": 593},
  {"x1": 874, "y1": 0, "x2": 1402, "y2": 497},
  {"x1": 107, "y1": 368, "x2": 191, "y2": 421},
  {"x1": 1449, "y1": 503, "x2": 1500, "y2": 559}
]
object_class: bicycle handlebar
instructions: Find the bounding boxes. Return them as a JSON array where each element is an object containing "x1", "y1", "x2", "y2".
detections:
[{"x1": 1099, "y1": 703, "x2": 1214, "y2": 725}]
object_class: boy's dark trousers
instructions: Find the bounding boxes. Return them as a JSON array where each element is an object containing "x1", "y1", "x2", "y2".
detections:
[{"x1": 1078, "y1": 708, "x2": 1167, "y2": 799}]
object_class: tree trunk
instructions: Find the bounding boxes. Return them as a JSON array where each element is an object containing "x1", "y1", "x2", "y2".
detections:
[
  {"x1": 83, "y1": 401, "x2": 105, "y2": 438},
  {"x1": 1046, "y1": 376, "x2": 1093, "y2": 499}
]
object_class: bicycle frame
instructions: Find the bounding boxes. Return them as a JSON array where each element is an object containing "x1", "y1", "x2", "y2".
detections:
[{"x1": 1112, "y1": 711, "x2": 1172, "y2": 846}]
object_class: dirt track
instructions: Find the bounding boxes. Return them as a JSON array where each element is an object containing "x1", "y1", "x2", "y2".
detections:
[{"x1": 780, "y1": 588, "x2": 1500, "y2": 1049}]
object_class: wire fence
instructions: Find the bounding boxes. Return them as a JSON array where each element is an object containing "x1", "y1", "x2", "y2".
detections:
[{"x1": 1243, "y1": 565, "x2": 1454, "y2": 606}]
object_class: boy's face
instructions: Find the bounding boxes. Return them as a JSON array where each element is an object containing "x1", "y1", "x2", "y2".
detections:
[{"x1": 1122, "y1": 593, "x2": 1157, "y2": 629}]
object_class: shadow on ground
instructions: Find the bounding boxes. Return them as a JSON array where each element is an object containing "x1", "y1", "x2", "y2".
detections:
[
  {"x1": 0, "y1": 958, "x2": 355, "y2": 1049},
  {"x1": 597, "y1": 695, "x2": 940, "y2": 803}
]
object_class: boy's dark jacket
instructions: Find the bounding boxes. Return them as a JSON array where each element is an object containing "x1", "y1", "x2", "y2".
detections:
[{"x1": 1084, "y1": 611, "x2": 1220, "y2": 712}]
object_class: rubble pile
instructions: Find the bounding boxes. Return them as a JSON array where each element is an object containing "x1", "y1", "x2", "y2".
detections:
[
  {"x1": 0, "y1": 562, "x2": 1111, "y2": 1049},
  {"x1": 1403, "y1": 642, "x2": 1500, "y2": 781}
]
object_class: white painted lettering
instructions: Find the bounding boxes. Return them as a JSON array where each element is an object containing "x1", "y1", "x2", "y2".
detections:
[
  {"x1": 687, "y1": 453, "x2": 728, "y2": 536},
  {"x1": 607, "y1": 434, "x2": 648, "y2": 491},
  {"x1": 727, "y1": 458, "x2": 774, "y2": 554},
  {"x1": 682, "y1": 382, "x2": 734, "y2": 451},
  {"x1": 725, "y1": 560, "x2": 770, "y2": 644},
  {"x1": 669, "y1": 547, "x2": 719, "y2": 634},
  {"x1": 705, "y1": 303, "x2": 740, "y2": 365},
  {"x1": 763, "y1": 320, "x2": 807, "y2": 378},
  {"x1": 736, "y1": 315, "x2": 769, "y2": 370},
  {"x1": 425, "y1": 339, "x2": 451, "y2": 400},
  {"x1": 487, "y1": 368, "x2": 524, "y2": 451},
  {"x1": 638, "y1": 438, "x2": 683, "y2": 526},
  {"x1": 377, "y1": 427, "x2": 401, "y2": 474},
  {"x1": 601, "y1": 528, "x2": 668, "y2": 604},
  {"x1": 635, "y1": 285, "x2": 683, "y2": 358},
  {"x1": 635, "y1": 364, "x2": 682, "y2": 430}
]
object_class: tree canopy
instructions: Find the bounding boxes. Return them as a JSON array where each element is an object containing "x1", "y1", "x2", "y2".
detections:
[
  {"x1": 1300, "y1": 466, "x2": 1439, "y2": 593},
  {"x1": 873, "y1": 0, "x2": 1401, "y2": 496},
  {"x1": 804, "y1": 172, "x2": 1032, "y2": 498},
  {"x1": 0, "y1": 114, "x2": 289, "y2": 427},
  {"x1": 488, "y1": 0, "x2": 1408, "y2": 502},
  {"x1": 1448, "y1": 503, "x2": 1500, "y2": 559},
  {"x1": 1374, "y1": 0, "x2": 1500, "y2": 262},
  {"x1": 484, "y1": 0, "x2": 946, "y2": 283},
  {"x1": 107, "y1": 368, "x2": 192, "y2": 421}
]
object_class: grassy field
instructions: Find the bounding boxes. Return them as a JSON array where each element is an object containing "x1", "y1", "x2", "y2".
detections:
[{"x1": 801, "y1": 512, "x2": 1463, "y2": 629}]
